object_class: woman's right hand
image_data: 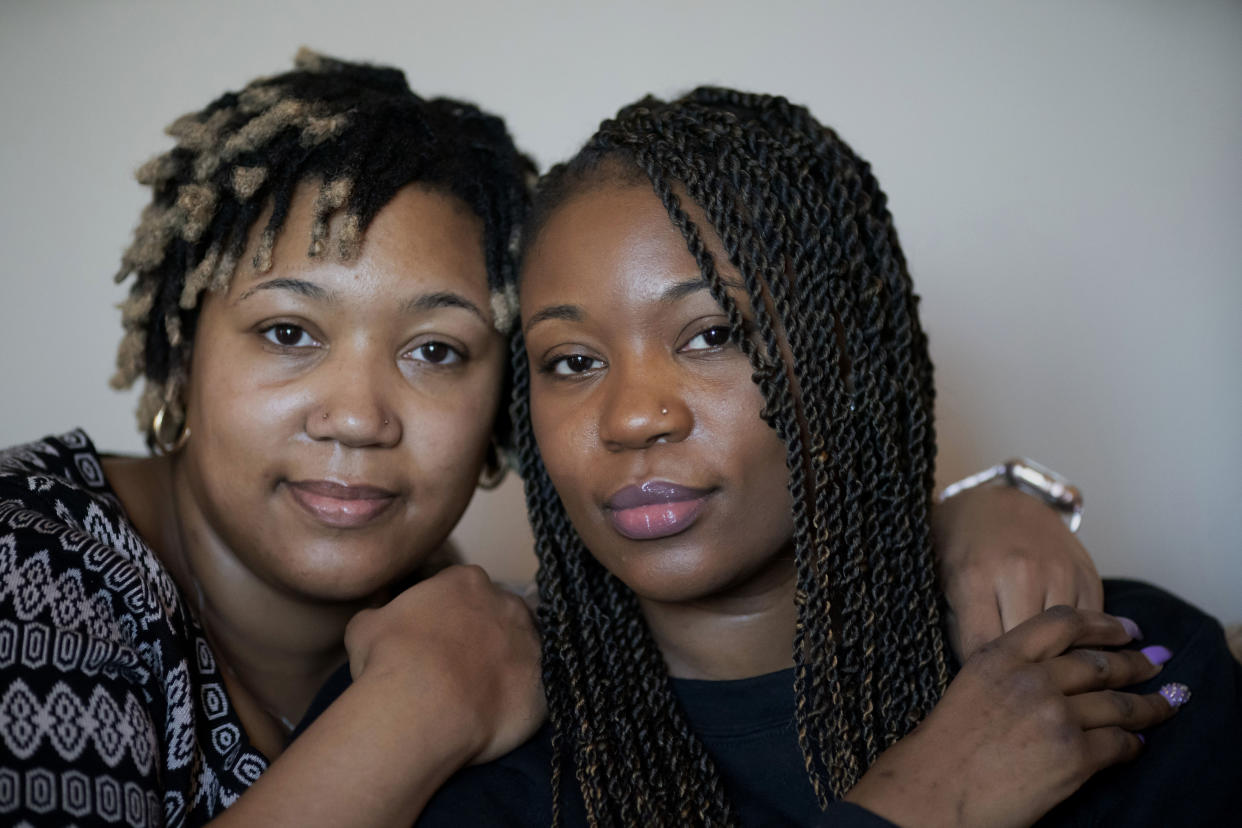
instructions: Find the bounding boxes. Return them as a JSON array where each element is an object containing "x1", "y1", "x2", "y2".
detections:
[
  {"x1": 844, "y1": 606, "x2": 1181, "y2": 828},
  {"x1": 344, "y1": 564, "x2": 545, "y2": 764}
]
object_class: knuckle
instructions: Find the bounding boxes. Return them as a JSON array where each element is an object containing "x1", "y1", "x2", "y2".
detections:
[
  {"x1": 1044, "y1": 604, "x2": 1083, "y2": 633},
  {"x1": 1004, "y1": 665, "x2": 1053, "y2": 703},
  {"x1": 1031, "y1": 695, "x2": 1071, "y2": 729},
  {"x1": 1108, "y1": 690, "x2": 1137, "y2": 721},
  {"x1": 971, "y1": 637, "x2": 1006, "y2": 663},
  {"x1": 1071, "y1": 648, "x2": 1111, "y2": 678},
  {"x1": 459, "y1": 563, "x2": 490, "y2": 585},
  {"x1": 1113, "y1": 726, "x2": 1135, "y2": 757}
]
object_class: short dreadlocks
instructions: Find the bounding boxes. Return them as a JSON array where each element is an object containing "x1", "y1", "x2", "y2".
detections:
[{"x1": 112, "y1": 48, "x2": 532, "y2": 449}]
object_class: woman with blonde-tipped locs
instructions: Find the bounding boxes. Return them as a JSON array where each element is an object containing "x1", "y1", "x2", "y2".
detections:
[
  {"x1": 3, "y1": 53, "x2": 1121, "y2": 826},
  {"x1": 0, "y1": 51, "x2": 542, "y2": 827}
]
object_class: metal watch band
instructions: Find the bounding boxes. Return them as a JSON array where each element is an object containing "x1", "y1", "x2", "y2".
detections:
[{"x1": 936, "y1": 457, "x2": 1083, "y2": 533}]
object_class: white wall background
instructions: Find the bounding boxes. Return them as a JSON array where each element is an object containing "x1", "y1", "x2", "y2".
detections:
[{"x1": 1, "y1": 0, "x2": 1237, "y2": 623}]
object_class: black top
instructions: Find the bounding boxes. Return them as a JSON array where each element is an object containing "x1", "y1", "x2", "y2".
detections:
[{"x1": 406, "y1": 579, "x2": 1242, "y2": 827}]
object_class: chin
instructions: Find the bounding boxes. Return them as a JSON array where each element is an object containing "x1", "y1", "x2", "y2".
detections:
[
  {"x1": 600, "y1": 535, "x2": 793, "y2": 607},
  {"x1": 270, "y1": 540, "x2": 428, "y2": 603},
  {"x1": 604, "y1": 547, "x2": 730, "y2": 604}
]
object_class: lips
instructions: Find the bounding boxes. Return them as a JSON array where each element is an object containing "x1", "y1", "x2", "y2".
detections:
[
  {"x1": 285, "y1": 480, "x2": 397, "y2": 529},
  {"x1": 605, "y1": 480, "x2": 712, "y2": 540}
]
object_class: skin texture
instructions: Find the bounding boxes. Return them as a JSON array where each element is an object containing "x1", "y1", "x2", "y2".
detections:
[
  {"x1": 844, "y1": 608, "x2": 1174, "y2": 828},
  {"x1": 521, "y1": 180, "x2": 1175, "y2": 825},
  {"x1": 103, "y1": 182, "x2": 543, "y2": 825},
  {"x1": 523, "y1": 183, "x2": 799, "y2": 679},
  {"x1": 934, "y1": 484, "x2": 1104, "y2": 659}
]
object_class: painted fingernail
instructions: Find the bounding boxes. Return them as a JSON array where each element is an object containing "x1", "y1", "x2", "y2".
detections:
[
  {"x1": 1159, "y1": 682, "x2": 1191, "y2": 708},
  {"x1": 1136, "y1": 733, "x2": 1146, "y2": 745},
  {"x1": 1140, "y1": 645, "x2": 1173, "y2": 666},
  {"x1": 1116, "y1": 616, "x2": 1144, "y2": 640}
]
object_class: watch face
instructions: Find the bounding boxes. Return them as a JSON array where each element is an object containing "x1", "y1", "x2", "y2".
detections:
[{"x1": 1005, "y1": 458, "x2": 1083, "y2": 531}]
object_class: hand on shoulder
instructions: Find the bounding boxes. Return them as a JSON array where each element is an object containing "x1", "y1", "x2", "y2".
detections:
[
  {"x1": 933, "y1": 484, "x2": 1102, "y2": 660},
  {"x1": 845, "y1": 606, "x2": 1177, "y2": 828},
  {"x1": 345, "y1": 564, "x2": 546, "y2": 764}
]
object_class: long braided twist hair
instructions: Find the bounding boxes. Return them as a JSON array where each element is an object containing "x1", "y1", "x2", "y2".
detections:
[
  {"x1": 112, "y1": 48, "x2": 533, "y2": 449},
  {"x1": 511, "y1": 87, "x2": 949, "y2": 826}
]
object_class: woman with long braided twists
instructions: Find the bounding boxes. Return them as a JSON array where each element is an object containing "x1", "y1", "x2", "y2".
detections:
[
  {"x1": 416, "y1": 89, "x2": 1242, "y2": 827},
  {"x1": 1, "y1": 51, "x2": 1131, "y2": 824}
]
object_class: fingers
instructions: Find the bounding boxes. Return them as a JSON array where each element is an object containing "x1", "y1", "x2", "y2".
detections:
[
  {"x1": 1044, "y1": 647, "x2": 1163, "y2": 694},
  {"x1": 1082, "y1": 726, "x2": 1145, "y2": 773},
  {"x1": 999, "y1": 583, "x2": 1048, "y2": 635},
  {"x1": 1076, "y1": 574, "x2": 1105, "y2": 613},
  {"x1": 999, "y1": 606, "x2": 1138, "y2": 662},
  {"x1": 1071, "y1": 689, "x2": 1176, "y2": 731},
  {"x1": 945, "y1": 596, "x2": 1006, "y2": 661}
]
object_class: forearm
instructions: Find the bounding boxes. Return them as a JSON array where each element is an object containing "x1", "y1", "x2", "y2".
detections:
[{"x1": 210, "y1": 669, "x2": 476, "y2": 827}]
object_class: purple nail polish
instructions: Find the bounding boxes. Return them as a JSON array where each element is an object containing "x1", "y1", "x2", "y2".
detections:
[
  {"x1": 1116, "y1": 616, "x2": 1144, "y2": 640},
  {"x1": 1137, "y1": 733, "x2": 1146, "y2": 745},
  {"x1": 1159, "y1": 682, "x2": 1191, "y2": 708},
  {"x1": 1141, "y1": 645, "x2": 1173, "y2": 666}
]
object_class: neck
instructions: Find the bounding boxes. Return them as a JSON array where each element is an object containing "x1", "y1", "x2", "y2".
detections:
[
  {"x1": 639, "y1": 551, "x2": 798, "y2": 681},
  {"x1": 103, "y1": 454, "x2": 366, "y2": 751}
]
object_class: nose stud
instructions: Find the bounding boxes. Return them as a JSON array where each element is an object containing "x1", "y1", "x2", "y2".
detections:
[
  {"x1": 383, "y1": 418, "x2": 390, "y2": 426},
  {"x1": 322, "y1": 412, "x2": 329, "y2": 420},
  {"x1": 661, "y1": 407, "x2": 668, "y2": 416}
]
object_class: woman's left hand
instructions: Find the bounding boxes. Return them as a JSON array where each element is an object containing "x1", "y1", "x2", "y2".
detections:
[{"x1": 932, "y1": 483, "x2": 1104, "y2": 661}]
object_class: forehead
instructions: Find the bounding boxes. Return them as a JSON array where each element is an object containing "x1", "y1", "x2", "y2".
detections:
[
  {"x1": 520, "y1": 183, "x2": 716, "y2": 307},
  {"x1": 231, "y1": 180, "x2": 489, "y2": 297}
]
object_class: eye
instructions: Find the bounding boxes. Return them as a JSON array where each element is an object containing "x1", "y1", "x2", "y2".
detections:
[
  {"x1": 549, "y1": 354, "x2": 602, "y2": 376},
  {"x1": 408, "y1": 341, "x2": 463, "y2": 365},
  {"x1": 682, "y1": 324, "x2": 733, "y2": 351},
  {"x1": 261, "y1": 323, "x2": 319, "y2": 348}
]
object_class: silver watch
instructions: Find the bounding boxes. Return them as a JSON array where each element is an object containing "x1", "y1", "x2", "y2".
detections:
[{"x1": 936, "y1": 457, "x2": 1083, "y2": 533}]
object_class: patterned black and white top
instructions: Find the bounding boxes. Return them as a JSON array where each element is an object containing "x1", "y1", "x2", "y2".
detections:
[{"x1": 0, "y1": 431, "x2": 267, "y2": 827}]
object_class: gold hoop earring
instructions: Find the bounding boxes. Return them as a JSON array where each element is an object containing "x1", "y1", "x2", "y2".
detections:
[
  {"x1": 151, "y1": 402, "x2": 191, "y2": 456},
  {"x1": 478, "y1": 439, "x2": 509, "y2": 490}
]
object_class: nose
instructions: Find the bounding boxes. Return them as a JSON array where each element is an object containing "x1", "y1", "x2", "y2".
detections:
[
  {"x1": 306, "y1": 349, "x2": 402, "y2": 448},
  {"x1": 597, "y1": 357, "x2": 692, "y2": 451}
]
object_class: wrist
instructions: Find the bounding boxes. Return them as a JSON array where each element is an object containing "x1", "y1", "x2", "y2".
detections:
[
  {"x1": 844, "y1": 736, "x2": 959, "y2": 828},
  {"x1": 937, "y1": 457, "x2": 1083, "y2": 533},
  {"x1": 352, "y1": 661, "x2": 489, "y2": 766}
]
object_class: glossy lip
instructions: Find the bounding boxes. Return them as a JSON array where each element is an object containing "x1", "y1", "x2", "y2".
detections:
[
  {"x1": 605, "y1": 480, "x2": 712, "y2": 541},
  {"x1": 285, "y1": 479, "x2": 398, "y2": 529}
]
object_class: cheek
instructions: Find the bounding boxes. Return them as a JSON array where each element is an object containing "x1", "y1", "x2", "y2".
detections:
[
  {"x1": 530, "y1": 389, "x2": 593, "y2": 495},
  {"x1": 714, "y1": 381, "x2": 795, "y2": 529},
  {"x1": 407, "y1": 370, "x2": 504, "y2": 486}
]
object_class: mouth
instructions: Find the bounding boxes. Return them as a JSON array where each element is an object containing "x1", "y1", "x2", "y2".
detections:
[
  {"x1": 605, "y1": 480, "x2": 712, "y2": 541},
  {"x1": 285, "y1": 480, "x2": 398, "y2": 529}
]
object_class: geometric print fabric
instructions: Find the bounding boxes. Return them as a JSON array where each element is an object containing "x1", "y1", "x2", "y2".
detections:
[{"x1": 0, "y1": 432, "x2": 268, "y2": 826}]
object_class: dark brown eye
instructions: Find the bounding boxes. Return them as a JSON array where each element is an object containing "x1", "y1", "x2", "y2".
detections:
[
  {"x1": 410, "y1": 341, "x2": 462, "y2": 365},
  {"x1": 549, "y1": 354, "x2": 601, "y2": 375},
  {"x1": 262, "y1": 324, "x2": 313, "y2": 347},
  {"x1": 684, "y1": 325, "x2": 733, "y2": 351}
]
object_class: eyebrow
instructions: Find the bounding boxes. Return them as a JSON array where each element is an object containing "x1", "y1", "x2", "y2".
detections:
[
  {"x1": 402, "y1": 291, "x2": 489, "y2": 324},
  {"x1": 523, "y1": 304, "x2": 582, "y2": 333},
  {"x1": 236, "y1": 278, "x2": 333, "y2": 303},
  {"x1": 523, "y1": 276, "x2": 749, "y2": 334},
  {"x1": 661, "y1": 276, "x2": 747, "y2": 302},
  {"x1": 236, "y1": 281, "x2": 488, "y2": 324}
]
